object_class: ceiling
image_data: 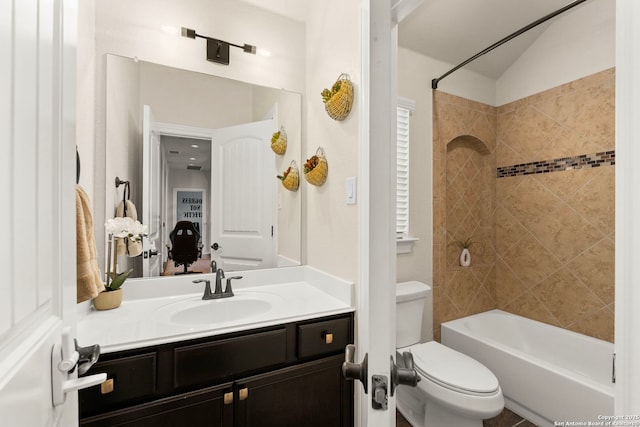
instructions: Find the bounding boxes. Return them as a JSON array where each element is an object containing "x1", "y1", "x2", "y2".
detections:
[
  {"x1": 162, "y1": 135, "x2": 212, "y2": 172},
  {"x1": 398, "y1": 0, "x2": 588, "y2": 79},
  {"x1": 241, "y1": 0, "x2": 590, "y2": 81}
]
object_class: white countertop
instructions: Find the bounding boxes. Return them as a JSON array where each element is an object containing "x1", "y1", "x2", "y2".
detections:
[{"x1": 77, "y1": 266, "x2": 354, "y2": 353}]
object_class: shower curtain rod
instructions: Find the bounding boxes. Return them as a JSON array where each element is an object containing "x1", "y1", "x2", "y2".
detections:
[{"x1": 431, "y1": 0, "x2": 589, "y2": 90}]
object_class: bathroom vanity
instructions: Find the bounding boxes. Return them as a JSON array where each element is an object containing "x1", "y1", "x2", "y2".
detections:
[{"x1": 77, "y1": 267, "x2": 354, "y2": 427}]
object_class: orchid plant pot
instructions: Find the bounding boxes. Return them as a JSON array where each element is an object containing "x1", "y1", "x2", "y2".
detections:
[{"x1": 93, "y1": 288, "x2": 122, "y2": 310}]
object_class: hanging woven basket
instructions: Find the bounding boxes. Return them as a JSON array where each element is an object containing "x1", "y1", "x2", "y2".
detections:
[
  {"x1": 321, "y1": 74, "x2": 354, "y2": 121},
  {"x1": 304, "y1": 147, "x2": 328, "y2": 186},
  {"x1": 271, "y1": 126, "x2": 287, "y2": 155},
  {"x1": 278, "y1": 160, "x2": 299, "y2": 192}
]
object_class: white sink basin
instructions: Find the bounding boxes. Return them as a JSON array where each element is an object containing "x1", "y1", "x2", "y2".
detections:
[{"x1": 155, "y1": 293, "x2": 282, "y2": 326}]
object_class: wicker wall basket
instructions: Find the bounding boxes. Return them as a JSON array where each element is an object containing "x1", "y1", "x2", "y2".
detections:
[
  {"x1": 322, "y1": 74, "x2": 354, "y2": 121},
  {"x1": 278, "y1": 160, "x2": 299, "y2": 192},
  {"x1": 304, "y1": 147, "x2": 328, "y2": 186},
  {"x1": 271, "y1": 126, "x2": 287, "y2": 155}
]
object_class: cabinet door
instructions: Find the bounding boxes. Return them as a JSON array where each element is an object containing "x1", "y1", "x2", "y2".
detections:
[
  {"x1": 235, "y1": 355, "x2": 353, "y2": 427},
  {"x1": 79, "y1": 352, "x2": 158, "y2": 418},
  {"x1": 80, "y1": 383, "x2": 234, "y2": 427}
]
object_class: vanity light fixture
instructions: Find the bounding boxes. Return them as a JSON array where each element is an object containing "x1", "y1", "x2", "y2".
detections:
[{"x1": 181, "y1": 27, "x2": 256, "y2": 65}]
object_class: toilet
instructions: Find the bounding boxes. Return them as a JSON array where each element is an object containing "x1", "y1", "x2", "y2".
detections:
[{"x1": 395, "y1": 281, "x2": 504, "y2": 427}]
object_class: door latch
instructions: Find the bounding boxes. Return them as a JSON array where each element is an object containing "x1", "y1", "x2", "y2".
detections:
[
  {"x1": 51, "y1": 327, "x2": 106, "y2": 407},
  {"x1": 342, "y1": 344, "x2": 368, "y2": 393},
  {"x1": 371, "y1": 374, "x2": 388, "y2": 410},
  {"x1": 390, "y1": 351, "x2": 420, "y2": 396}
]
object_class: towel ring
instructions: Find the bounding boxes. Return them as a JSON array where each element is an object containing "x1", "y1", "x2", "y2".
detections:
[{"x1": 115, "y1": 177, "x2": 129, "y2": 188}]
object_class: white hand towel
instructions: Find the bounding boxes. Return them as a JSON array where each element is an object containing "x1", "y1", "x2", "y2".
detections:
[{"x1": 115, "y1": 199, "x2": 143, "y2": 257}]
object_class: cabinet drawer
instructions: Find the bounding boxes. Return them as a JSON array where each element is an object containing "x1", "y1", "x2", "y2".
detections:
[
  {"x1": 79, "y1": 352, "x2": 157, "y2": 417},
  {"x1": 297, "y1": 316, "x2": 351, "y2": 359},
  {"x1": 80, "y1": 383, "x2": 234, "y2": 427},
  {"x1": 174, "y1": 328, "x2": 287, "y2": 389}
]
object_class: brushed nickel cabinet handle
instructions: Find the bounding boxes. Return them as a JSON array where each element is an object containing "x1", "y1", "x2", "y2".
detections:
[
  {"x1": 325, "y1": 333, "x2": 334, "y2": 344},
  {"x1": 224, "y1": 391, "x2": 233, "y2": 405}
]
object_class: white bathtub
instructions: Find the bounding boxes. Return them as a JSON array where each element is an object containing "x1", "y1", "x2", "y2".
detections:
[{"x1": 441, "y1": 309, "x2": 614, "y2": 427}]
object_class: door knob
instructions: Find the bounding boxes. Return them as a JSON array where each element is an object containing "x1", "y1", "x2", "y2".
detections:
[
  {"x1": 390, "y1": 351, "x2": 420, "y2": 396},
  {"x1": 51, "y1": 327, "x2": 107, "y2": 407},
  {"x1": 342, "y1": 344, "x2": 368, "y2": 393}
]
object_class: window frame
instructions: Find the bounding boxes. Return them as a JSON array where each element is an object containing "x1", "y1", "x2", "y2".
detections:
[{"x1": 396, "y1": 97, "x2": 417, "y2": 254}]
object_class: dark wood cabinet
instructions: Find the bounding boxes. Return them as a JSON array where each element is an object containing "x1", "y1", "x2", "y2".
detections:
[
  {"x1": 80, "y1": 383, "x2": 234, "y2": 427},
  {"x1": 236, "y1": 355, "x2": 350, "y2": 427},
  {"x1": 79, "y1": 313, "x2": 354, "y2": 427}
]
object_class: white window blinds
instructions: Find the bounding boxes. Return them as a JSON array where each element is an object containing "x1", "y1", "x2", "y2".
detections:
[{"x1": 397, "y1": 98, "x2": 416, "y2": 236}]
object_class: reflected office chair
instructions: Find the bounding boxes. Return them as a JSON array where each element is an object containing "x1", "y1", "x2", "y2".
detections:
[{"x1": 168, "y1": 221, "x2": 201, "y2": 275}]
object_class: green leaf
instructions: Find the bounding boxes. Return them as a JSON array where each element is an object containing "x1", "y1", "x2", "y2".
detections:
[{"x1": 107, "y1": 268, "x2": 133, "y2": 291}]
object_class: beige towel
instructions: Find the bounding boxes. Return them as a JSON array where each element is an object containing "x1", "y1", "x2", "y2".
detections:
[
  {"x1": 115, "y1": 200, "x2": 143, "y2": 257},
  {"x1": 76, "y1": 185, "x2": 105, "y2": 303}
]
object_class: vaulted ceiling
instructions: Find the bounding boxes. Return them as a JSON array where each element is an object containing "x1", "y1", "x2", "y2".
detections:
[
  {"x1": 240, "y1": 0, "x2": 590, "y2": 80},
  {"x1": 398, "y1": 0, "x2": 588, "y2": 79}
]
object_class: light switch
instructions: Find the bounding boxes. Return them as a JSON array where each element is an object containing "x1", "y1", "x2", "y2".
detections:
[{"x1": 346, "y1": 177, "x2": 357, "y2": 205}]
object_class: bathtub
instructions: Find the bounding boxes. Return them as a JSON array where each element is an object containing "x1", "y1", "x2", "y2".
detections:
[{"x1": 441, "y1": 309, "x2": 614, "y2": 427}]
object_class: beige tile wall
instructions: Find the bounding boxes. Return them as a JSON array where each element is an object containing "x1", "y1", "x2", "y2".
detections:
[
  {"x1": 495, "y1": 69, "x2": 615, "y2": 342},
  {"x1": 433, "y1": 92, "x2": 498, "y2": 341},
  {"x1": 432, "y1": 69, "x2": 615, "y2": 342}
]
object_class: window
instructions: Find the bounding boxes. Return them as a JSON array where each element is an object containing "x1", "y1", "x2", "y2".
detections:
[{"x1": 396, "y1": 97, "x2": 416, "y2": 238}]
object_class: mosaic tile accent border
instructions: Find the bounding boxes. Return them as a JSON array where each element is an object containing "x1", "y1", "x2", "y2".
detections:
[{"x1": 497, "y1": 151, "x2": 615, "y2": 178}]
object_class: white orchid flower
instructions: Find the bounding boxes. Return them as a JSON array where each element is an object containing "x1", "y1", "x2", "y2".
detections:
[{"x1": 105, "y1": 217, "x2": 148, "y2": 242}]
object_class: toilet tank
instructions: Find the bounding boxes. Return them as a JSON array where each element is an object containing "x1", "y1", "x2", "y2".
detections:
[{"x1": 396, "y1": 281, "x2": 433, "y2": 348}]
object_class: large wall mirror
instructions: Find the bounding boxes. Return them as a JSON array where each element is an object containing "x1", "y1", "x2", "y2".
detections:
[{"x1": 104, "y1": 54, "x2": 302, "y2": 279}]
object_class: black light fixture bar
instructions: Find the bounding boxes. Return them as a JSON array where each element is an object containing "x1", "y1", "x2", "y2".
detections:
[
  {"x1": 181, "y1": 27, "x2": 257, "y2": 65},
  {"x1": 431, "y1": 0, "x2": 589, "y2": 90}
]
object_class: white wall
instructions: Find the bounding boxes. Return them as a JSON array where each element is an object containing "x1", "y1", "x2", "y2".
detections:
[
  {"x1": 304, "y1": 1, "x2": 361, "y2": 281},
  {"x1": 496, "y1": 0, "x2": 615, "y2": 105},
  {"x1": 140, "y1": 62, "x2": 255, "y2": 128},
  {"x1": 104, "y1": 55, "x2": 141, "y2": 226},
  {"x1": 427, "y1": 59, "x2": 497, "y2": 106},
  {"x1": 76, "y1": 0, "x2": 96, "y2": 193}
]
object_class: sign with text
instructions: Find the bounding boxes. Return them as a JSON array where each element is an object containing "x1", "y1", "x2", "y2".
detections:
[{"x1": 176, "y1": 190, "x2": 204, "y2": 239}]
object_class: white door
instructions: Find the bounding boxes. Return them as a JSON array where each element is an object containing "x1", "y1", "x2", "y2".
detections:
[
  {"x1": 142, "y1": 105, "x2": 162, "y2": 276},
  {"x1": 0, "y1": 1, "x2": 102, "y2": 425},
  {"x1": 210, "y1": 119, "x2": 277, "y2": 271},
  {"x1": 355, "y1": 1, "x2": 415, "y2": 426}
]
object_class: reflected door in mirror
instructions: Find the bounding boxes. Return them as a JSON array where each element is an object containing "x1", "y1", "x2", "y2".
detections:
[{"x1": 211, "y1": 119, "x2": 277, "y2": 271}]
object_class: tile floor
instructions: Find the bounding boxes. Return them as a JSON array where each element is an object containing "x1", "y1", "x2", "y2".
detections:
[{"x1": 396, "y1": 408, "x2": 538, "y2": 427}]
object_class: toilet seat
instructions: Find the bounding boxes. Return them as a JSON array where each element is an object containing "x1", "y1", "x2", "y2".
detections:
[{"x1": 410, "y1": 342, "x2": 499, "y2": 396}]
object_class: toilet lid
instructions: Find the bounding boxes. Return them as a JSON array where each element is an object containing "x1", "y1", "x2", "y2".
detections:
[{"x1": 410, "y1": 342, "x2": 499, "y2": 395}]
